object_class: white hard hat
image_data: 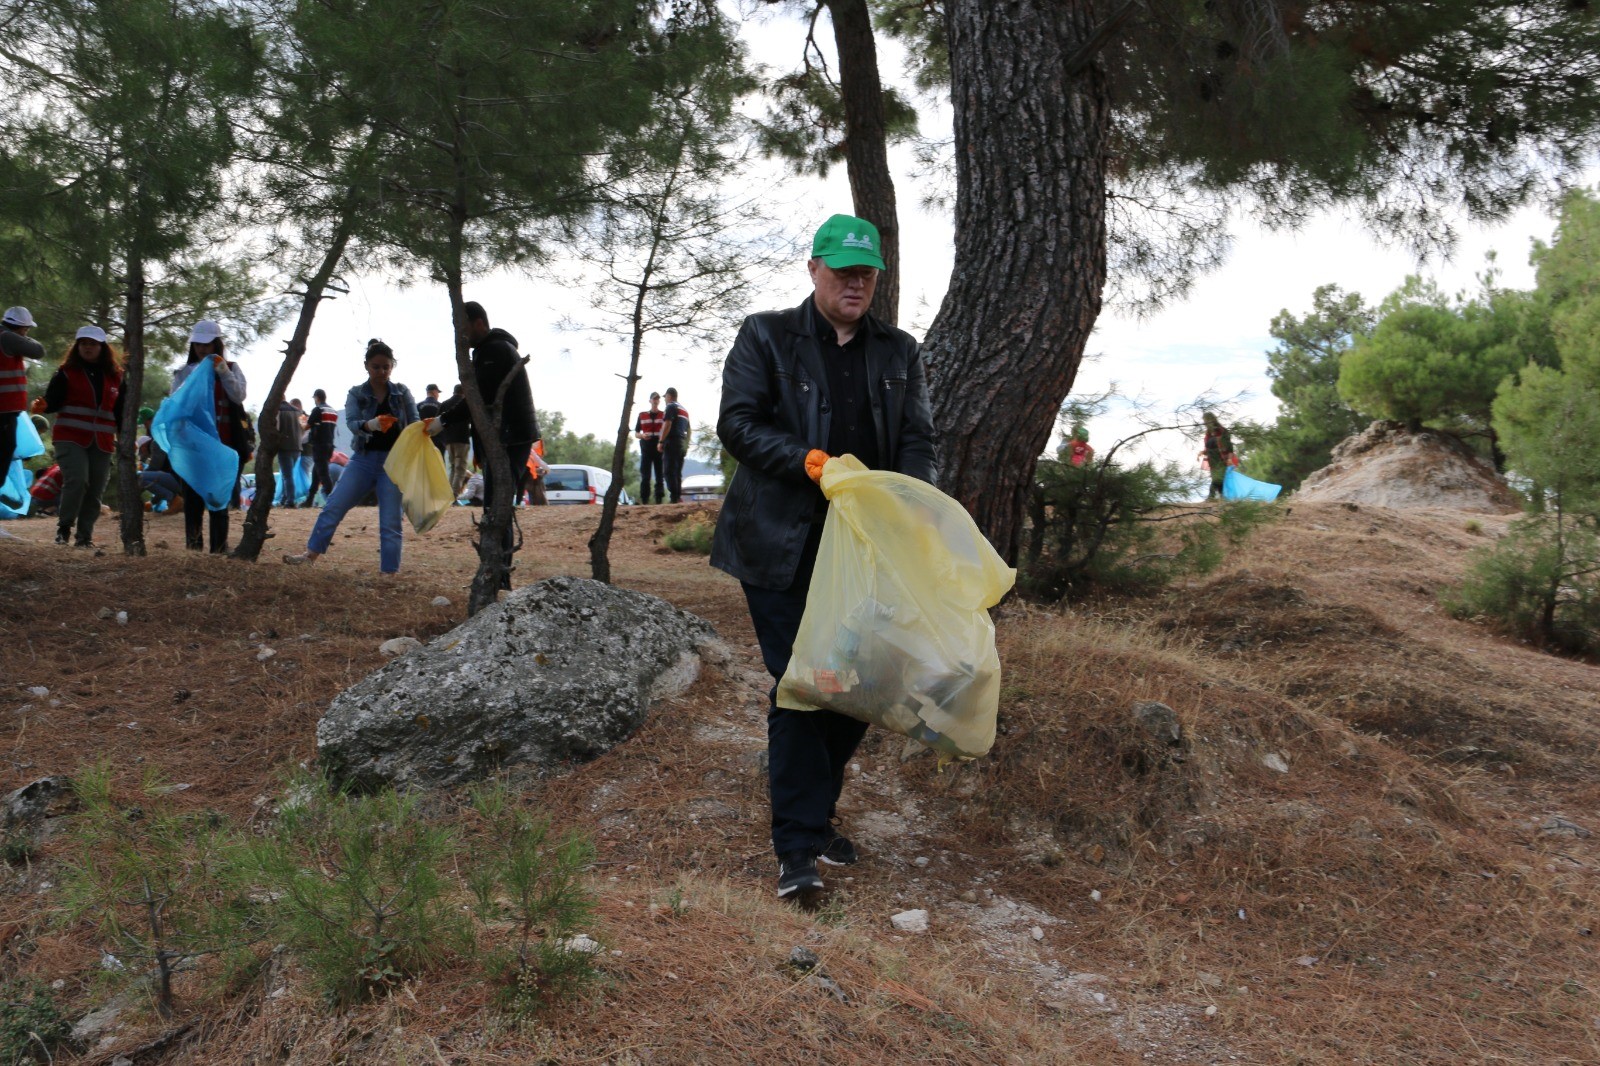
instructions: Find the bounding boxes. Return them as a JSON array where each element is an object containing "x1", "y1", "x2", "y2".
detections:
[
  {"x1": 188, "y1": 319, "x2": 223, "y2": 344},
  {"x1": 2, "y1": 306, "x2": 36, "y2": 328},
  {"x1": 75, "y1": 325, "x2": 108, "y2": 343}
]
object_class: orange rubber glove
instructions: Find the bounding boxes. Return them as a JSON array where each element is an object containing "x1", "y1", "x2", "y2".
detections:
[
  {"x1": 371, "y1": 414, "x2": 398, "y2": 432},
  {"x1": 29, "y1": 397, "x2": 47, "y2": 414},
  {"x1": 422, "y1": 416, "x2": 442, "y2": 437},
  {"x1": 210, "y1": 354, "x2": 225, "y2": 370},
  {"x1": 805, "y1": 449, "x2": 829, "y2": 484}
]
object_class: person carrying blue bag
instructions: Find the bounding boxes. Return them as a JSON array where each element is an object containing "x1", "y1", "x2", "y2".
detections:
[{"x1": 164, "y1": 320, "x2": 248, "y2": 553}]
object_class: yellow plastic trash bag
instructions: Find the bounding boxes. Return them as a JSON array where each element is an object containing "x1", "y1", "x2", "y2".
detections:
[
  {"x1": 777, "y1": 455, "x2": 1016, "y2": 760},
  {"x1": 384, "y1": 423, "x2": 454, "y2": 534}
]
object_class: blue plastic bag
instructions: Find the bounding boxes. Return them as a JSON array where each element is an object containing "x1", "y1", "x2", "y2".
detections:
[
  {"x1": 1223, "y1": 466, "x2": 1282, "y2": 502},
  {"x1": 275, "y1": 454, "x2": 310, "y2": 506},
  {"x1": 152, "y1": 361, "x2": 239, "y2": 510},
  {"x1": 0, "y1": 416, "x2": 44, "y2": 518}
]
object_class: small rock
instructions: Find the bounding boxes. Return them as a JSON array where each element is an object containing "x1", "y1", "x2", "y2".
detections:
[
  {"x1": 1205, "y1": 1005, "x2": 1218, "y2": 1017},
  {"x1": 1261, "y1": 753, "x2": 1290, "y2": 773},
  {"x1": 1295, "y1": 956, "x2": 1318, "y2": 967},
  {"x1": 100, "y1": 952, "x2": 124, "y2": 972},
  {"x1": 555, "y1": 934, "x2": 603, "y2": 955},
  {"x1": 1030, "y1": 926, "x2": 1044, "y2": 941},
  {"x1": 27, "y1": 686, "x2": 47, "y2": 697},
  {"x1": 97, "y1": 607, "x2": 113, "y2": 619},
  {"x1": 431, "y1": 596, "x2": 452, "y2": 608},
  {"x1": 378, "y1": 636, "x2": 424, "y2": 658},
  {"x1": 960, "y1": 890, "x2": 979, "y2": 903},
  {"x1": 891, "y1": 909, "x2": 929, "y2": 933},
  {"x1": 914, "y1": 856, "x2": 930, "y2": 868},
  {"x1": 115, "y1": 611, "x2": 128, "y2": 626},
  {"x1": 256, "y1": 647, "x2": 277, "y2": 662},
  {"x1": 1131, "y1": 700, "x2": 1182, "y2": 744},
  {"x1": 51, "y1": 980, "x2": 64, "y2": 991},
  {"x1": 1090, "y1": 889, "x2": 1102, "y2": 903},
  {"x1": 1539, "y1": 816, "x2": 1591, "y2": 839},
  {"x1": 112, "y1": 1057, "x2": 134, "y2": 1066},
  {"x1": 787, "y1": 947, "x2": 820, "y2": 973}
]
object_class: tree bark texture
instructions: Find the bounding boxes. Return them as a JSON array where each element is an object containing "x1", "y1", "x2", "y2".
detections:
[
  {"x1": 923, "y1": 0, "x2": 1111, "y2": 563},
  {"x1": 116, "y1": 251, "x2": 147, "y2": 556},
  {"x1": 824, "y1": 0, "x2": 899, "y2": 326},
  {"x1": 234, "y1": 223, "x2": 352, "y2": 561}
]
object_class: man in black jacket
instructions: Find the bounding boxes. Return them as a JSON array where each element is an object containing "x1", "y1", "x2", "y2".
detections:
[
  {"x1": 711, "y1": 214, "x2": 936, "y2": 900},
  {"x1": 307, "y1": 389, "x2": 339, "y2": 505},
  {"x1": 437, "y1": 383, "x2": 473, "y2": 496},
  {"x1": 439, "y1": 302, "x2": 539, "y2": 558}
]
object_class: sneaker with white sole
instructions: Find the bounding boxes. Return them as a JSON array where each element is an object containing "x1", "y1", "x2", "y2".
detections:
[
  {"x1": 776, "y1": 850, "x2": 824, "y2": 899},
  {"x1": 819, "y1": 831, "x2": 859, "y2": 867}
]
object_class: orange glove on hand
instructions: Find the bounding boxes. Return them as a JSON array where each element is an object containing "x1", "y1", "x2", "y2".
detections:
[
  {"x1": 370, "y1": 414, "x2": 398, "y2": 432},
  {"x1": 422, "y1": 416, "x2": 442, "y2": 437},
  {"x1": 805, "y1": 449, "x2": 830, "y2": 484},
  {"x1": 210, "y1": 355, "x2": 225, "y2": 369},
  {"x1": 29, "y1": 397, "x2": 47, "y2": 414}
]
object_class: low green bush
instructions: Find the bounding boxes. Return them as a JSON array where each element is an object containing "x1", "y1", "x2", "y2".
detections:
[
  {"x1": 1443, "y1": 515, "x2": 1600, "y2": 655},
  {"x1": 663, "y1": 515, "x2": 714, "y2": 554},
  {"x1": 0, "y1": 980, "x2": 71, "y2": 1065}
]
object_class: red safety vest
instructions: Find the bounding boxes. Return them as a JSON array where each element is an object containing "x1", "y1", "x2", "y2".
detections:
[
  {"x1": 51, "y1": 365, "x2": 122, "y2": 452},
  {"x1": 0, "y1": 349, "x2": 25, "y2": 414}
]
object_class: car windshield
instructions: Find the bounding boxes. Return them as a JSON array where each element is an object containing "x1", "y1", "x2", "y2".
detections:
[{"x1": 545, "y1": 469, "x2": 590, "y2": 492}]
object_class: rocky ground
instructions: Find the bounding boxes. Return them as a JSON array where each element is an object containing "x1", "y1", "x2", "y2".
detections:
[
  {"x1": 1, "y1": 496, "x2": 1596, "y2": 1064},
  {"x1": 1295, "y1": 420, "x2": 1521, "y2": 513}
]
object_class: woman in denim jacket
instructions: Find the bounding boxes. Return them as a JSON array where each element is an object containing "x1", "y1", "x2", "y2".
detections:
[{"x1": 285, "y1": 339, "x2": 424, "y2": 573}]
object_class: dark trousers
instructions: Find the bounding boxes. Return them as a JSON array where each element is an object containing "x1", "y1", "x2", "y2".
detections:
[
  {"x1": 181, "y1": 452, "x2": 242, "y2": 552},
  {"x1": 278, "y1": 451, "x2": 299, "y2": 506},
  {"x1": 639, "y1": 441, "x2": 663, "y2": 503},
  {"x1": 742, "y1": 527, "x2": 867, "y2": 858},
  {"x1": 662, "y1": 441, "x2": 685, "y2": 503},
  {"x1": 310, "y1": 445, "x2": 335, "y2": 503},
  {"x1": 0, "y1": 412, "x2": 16, "y2": 475}
]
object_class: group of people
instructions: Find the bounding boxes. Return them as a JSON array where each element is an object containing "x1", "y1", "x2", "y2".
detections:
[
  {"x1": 632, "y1": 387, "x2": 691, "y2": 503},
  {"x1": 0, "y1": 297, "x2": 542, "y2": 572}
]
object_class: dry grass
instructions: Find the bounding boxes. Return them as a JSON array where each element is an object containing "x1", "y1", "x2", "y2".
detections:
[{"x1": 2, "y1": 499, "x2": 1598, "y2": 1063}]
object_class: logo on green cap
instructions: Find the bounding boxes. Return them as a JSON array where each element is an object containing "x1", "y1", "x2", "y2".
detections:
[{"x1": 812, "y1": 214, "x2": 887, "y2": 270}]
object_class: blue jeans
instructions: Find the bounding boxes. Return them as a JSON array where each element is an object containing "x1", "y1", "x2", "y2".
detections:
[{"x1": 306, "y1": 450, "x2": 403, "y2": 572}]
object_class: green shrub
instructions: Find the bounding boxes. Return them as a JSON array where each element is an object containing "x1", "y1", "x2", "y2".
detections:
[
  {"x1": 245, "y1": 775, "x2": 470, "y2": 1007},
  {"x1": 1443, "y1": 516, "x2": 1600, "y2": 654},
  {"x1": 467, "y1": 783, "x2": 600, "y2": 1016},
  {"x1": 663, "y1": 515, "x2": 714, "y2": 554},
  {"x1": 0, "y1": 980, "x2": 71, "y2": 1065},
  {"x1": 1463, "y1": 518, "x2": 1484, "y2": 535},
  {"x1": 57, "y1": 765, "x2": 262, "y2": 1019},
  {"x1": 1023, "y1": 453, "x2": 1277, "y2": 600}
]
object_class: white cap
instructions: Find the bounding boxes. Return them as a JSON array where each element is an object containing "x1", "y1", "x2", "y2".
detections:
[
  {"x1": 75, "y1": 325, "x2": 107, "y2": 343},
  {"x1": 188, "y1": 319, "x2": 222, "y2": 345},
  {"x1": 2, "y1": 306, "x2": 36, "y2": 328}
]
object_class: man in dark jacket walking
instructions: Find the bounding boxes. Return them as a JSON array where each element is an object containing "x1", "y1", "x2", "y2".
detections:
[
  {"x1": 307, "y1": 389, "x2": 339, "y2": 505},
  {"x1": 440, "y1": 302, "x2": 539, "y2": 563},
  {"x1": 711, "y1": 214, "x2": 936, "y2": 900}
]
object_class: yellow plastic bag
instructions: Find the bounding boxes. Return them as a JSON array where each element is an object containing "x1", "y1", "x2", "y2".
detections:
[
  {"x1": 777, "y1": 455, "x2": 1016, "y2": 760},
  {"x1": 383, "y1": 423, "x2": 454, "y2": 534}
]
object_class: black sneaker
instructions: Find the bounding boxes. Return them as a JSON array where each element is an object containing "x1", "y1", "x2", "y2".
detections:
[
  {"x1": 776, "y1": 850, "x2": 824, "y2": 899},
  {"x1": 55, "y1": 529, "x2": 70, "y2": 545},
  {"x1": 819, "y1": 831, "x2": 859, "y2": 867}
]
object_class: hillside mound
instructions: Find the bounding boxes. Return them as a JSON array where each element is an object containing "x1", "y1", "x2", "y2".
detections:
[{"x1": 1295, "y1": 420, "x2": 1519, "y2": 512}]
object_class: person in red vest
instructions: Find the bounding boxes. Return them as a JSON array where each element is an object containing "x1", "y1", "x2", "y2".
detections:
[
  {"x1": 32, "y1": 326, "x2": 124, "y2": 547},
  {"x1": 1066, "y1": 425, "x2": 1094, "y2": 467},
  {"x1": 28, "y1": 461, "x2": 63, "y2": 513},
  {"x1": 170, "y1": 320, "x2": 248, "y2": 552},
  {"x1": 1, "y1": 307, "x2": 47, "y2": 483}
]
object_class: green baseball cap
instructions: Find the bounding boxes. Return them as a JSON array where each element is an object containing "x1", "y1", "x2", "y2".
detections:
[{"x1": 811, "y1": 214, "x2": 886, "y2": 270}]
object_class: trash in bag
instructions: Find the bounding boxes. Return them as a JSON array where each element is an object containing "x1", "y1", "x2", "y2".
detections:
[
  {"x1": 384, "y1": 422, "x2": 454, "y2": 533},
  {"x1": 1223, "y1": 466, "x2": 1281, "y2": 502},
  {"x1": 152, "y1": 361, "x2": 240, "y2": 510},
  {"x1": 777, "y1": 455, "x2": 1016, "y2": 760},
  {"x1": 1, "y1": 415, "x2": 45, "y2": 518},
  {"x1": 0, "y1": 464, "x2": 32, "y2": 519}
]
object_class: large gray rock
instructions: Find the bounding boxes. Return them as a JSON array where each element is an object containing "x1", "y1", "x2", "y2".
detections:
[{"x1": 317, "y1": 576, "x2": 719, "y2": 790}]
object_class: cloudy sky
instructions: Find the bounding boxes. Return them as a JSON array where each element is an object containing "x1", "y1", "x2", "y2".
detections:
[{"x1": 223, "y1": 10, "x2": 1569, "y2": 473}]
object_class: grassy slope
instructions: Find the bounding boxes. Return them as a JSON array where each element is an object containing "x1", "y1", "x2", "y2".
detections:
[{"x1": 0, "y1": 500, "x2": 1595, "y2": 1064}]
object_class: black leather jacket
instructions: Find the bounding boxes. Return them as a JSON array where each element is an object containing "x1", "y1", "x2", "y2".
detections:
[{"x1": 711, "y1": 297, "x2": 936, "y2": 590}]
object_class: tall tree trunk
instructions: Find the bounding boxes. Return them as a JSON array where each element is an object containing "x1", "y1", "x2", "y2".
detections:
[
  {"x1": 589, "y1": 279, "x2": 652, "y2": 585},
  {"x1": 116, "y1": 250, "x2": 147, "y2": 556},
  {"x1": 824, "y1": 0, "x2": 899, "y2": 326},
  {"x1": 923, "y1": 0, "x2": 1111, "y2": 562},
  {"x1": 234, "y1": 223, "x2": 353, "y2": 561}
]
